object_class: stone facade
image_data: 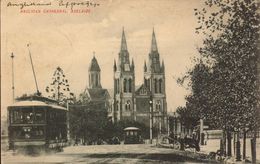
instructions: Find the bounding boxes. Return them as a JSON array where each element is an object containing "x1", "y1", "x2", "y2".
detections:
[{"x1": 112, "y1": 29, "x2": 168, "y2": 133}]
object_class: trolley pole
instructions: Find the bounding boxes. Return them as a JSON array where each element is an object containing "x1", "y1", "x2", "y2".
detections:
[
  {"x1": 27, "y1": 44, "x2": 40, "y2": 95},
  {"x1": 11, "y1": 52, "x2": 15, "y2": 103},
  {"x1": 149, "y1": 96, "x2": 153, "y2": 144}
]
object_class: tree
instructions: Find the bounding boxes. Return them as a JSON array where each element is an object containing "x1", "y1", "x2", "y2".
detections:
[
  {"x1": 176, "y1": 106, "x2": 199, "y2": 129},
  {"x1": 193, "y1": 0, "x2": 259, "y2": 160},
  {"x1": 45, "y1": 66, "x2": 74, "y2": 105},
  {"x1": 69, "y1": 101, "x2": 108, "y2": 145},
  {"x1": 177, "y1": 61, "x2": 213, "y2": 129}
]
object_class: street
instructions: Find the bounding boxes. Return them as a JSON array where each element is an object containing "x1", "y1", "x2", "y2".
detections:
[{"x1": 2, "y1": 144, "x2": 217, "y2": 163}]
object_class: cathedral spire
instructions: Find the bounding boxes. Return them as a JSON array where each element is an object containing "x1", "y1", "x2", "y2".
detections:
[
  {"x1": 131, "y1": 58, "x2": 135, "y2": 70},
  {"x1": 144, "y1": 60, "x2": 147, "y2": 72},
  {"x1": 151, "y1": 28, "x2": 158, "y2": 52},
  {"x1": 161, "y1": 59, "x2": 165, "y2": 72},
  {"x1": 120, "y1": 27, "x2": 128, "y2": 51},
  {"x1": 114, "y1": 59, "x2": 117, "y2": 72}
]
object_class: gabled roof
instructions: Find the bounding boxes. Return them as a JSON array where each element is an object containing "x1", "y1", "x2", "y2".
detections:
[
  {"x1": 135, "y1": 84, "x2": 150, "y2": 96},
  {"x1": 86, "y1": 88, "x2": 110, "y2": 101},
  {"x1": 107, "y1": 88, "x2": 114, "y2": 99},
  {"x1": 89, "y1": 56, "x2": 101, "y2": 72}
]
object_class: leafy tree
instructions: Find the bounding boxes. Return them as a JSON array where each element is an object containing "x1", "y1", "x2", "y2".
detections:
[
  {"x1": 194, "y1": 0, "x2": 259, "y2": 133},
  {"x1": 177, "y1": 61, "x2": 213, "y2": 129},
  {"x1": 69, "y1": 101, "x2": 108, "y2": 145},
  {"x1": 45, "y1": 66, "x2": 74, "y2": 105},
  {"x1": 176, "y1": 106, "x2": 199, "y2": 129},
  {"x1": 192, "y1": 0, "x2": 259, "y2": 159}
]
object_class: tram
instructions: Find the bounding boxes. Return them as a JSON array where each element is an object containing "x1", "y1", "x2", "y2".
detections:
[
  {"x1": 124, "y1": 127, "x2": 143, "y2": 144},
  {"x1": 8, "y1": 95, "x2": 68, "y2": 152}
]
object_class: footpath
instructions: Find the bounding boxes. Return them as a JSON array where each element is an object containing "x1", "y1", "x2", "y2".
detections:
[{"x1": 200, "y1": 139, "x2": 260, "y2": 163}]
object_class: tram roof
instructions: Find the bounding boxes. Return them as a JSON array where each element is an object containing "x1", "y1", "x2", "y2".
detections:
[
  {"x1": 8, "y1": 100, "x2": 67, "y2": 110},
  {"x1": 124, "y1": 127, "x2": 140, "y2": 131}
]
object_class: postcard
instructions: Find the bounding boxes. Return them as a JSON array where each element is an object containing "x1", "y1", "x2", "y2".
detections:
[{"x1": 1, "y1": 0, "x2": 259, "y2": 163}]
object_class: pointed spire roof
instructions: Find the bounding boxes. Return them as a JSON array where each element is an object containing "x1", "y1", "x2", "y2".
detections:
[
  {"x1": 113, "y1": 59, "x2": 117, "y2": 71},
  {"x1": 89, "y1": 54, "x2": 101, "y2": 72},
  {"x1": 131, "y1": 58, "x2": 134, "y2": 66},
  {"x1": 144, "y1": 60, "x2": 147, "y2": 72},
  {"x1": 151, "y1": 28, "x2": 158, "y2": 52},
  {"x1": 161, "y1": 59, "x2": 165, "y2": 71},
  {"x1": 120, "y1": 27, "x2": 128, "y2": 51}
]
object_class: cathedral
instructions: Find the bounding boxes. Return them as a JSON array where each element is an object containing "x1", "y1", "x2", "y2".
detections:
[{"x1": 111, "y1": 28, "x2": 168, "y2": 133}]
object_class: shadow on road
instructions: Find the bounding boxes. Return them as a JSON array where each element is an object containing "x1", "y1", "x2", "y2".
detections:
[{"x1": 61, "y1": 153, "x2": 219, "y2": 163}]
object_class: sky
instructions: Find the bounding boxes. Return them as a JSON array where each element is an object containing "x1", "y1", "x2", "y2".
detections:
[{"x1": 1, "y1": 0, "x2": 206, "y2": 117}]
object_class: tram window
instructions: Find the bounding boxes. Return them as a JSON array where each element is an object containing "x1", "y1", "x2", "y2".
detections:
[
  {"x1": 12, "y1": 110, "x2": 23, "y2": 123},
  {"x1": 22, "y1": 110, "x2": 34, "y2": 124},
  {"x1": 130, "y1": 131, "x2": 134, "y2": 136},
  {"x1": 10, "y1": 110, "x2": 14, "y2": 123},
  {"x1": 35, "y1": 110, "x2": 45, "y2": 123}
]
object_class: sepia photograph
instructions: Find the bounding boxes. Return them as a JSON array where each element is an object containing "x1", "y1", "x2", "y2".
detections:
[{"x1": 1, "y1": 0, "x2": 260, "y2": 163}]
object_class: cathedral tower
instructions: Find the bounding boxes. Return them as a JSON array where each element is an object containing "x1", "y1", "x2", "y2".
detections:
[
  {"x1": 143, "y1": 29, "x2": 167, "y2": 133},
  {"x1": 113, "y1": 28, "x2": 135, "y2": 121},
  {"x1": 89, "y1": 55, "x2": 102, "y2": 89}
]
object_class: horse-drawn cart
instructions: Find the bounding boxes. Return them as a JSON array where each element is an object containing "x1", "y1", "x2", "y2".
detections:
[{"x1": 158, "y1": 135, "x2": 200, "y2": 151}]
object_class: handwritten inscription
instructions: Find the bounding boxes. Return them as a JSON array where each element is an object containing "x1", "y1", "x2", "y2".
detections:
[
  {"x1": 59, "y1": 0, "x2": 99, "y2": 10},
  {"x1": 7, "y1": 1, "x2": 51, "y2": 10},
  {"x1": 7, "y1": 0, "x2": 100, "y2": 12}
]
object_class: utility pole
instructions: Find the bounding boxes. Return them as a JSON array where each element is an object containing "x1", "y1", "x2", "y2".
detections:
[
  {"x1": 149, "y1": 95, "x2": 153, "y2": 144},
  {"x1": 11, "y1": 53, "x2": 15, "y2": 103},
  {"x1": 67, "y1": 101, "x2": 71, "y2": 145},
  {"x1": 200, "y1": 118, "x2": 204, "y2": 145},
  {"x1": 167, "y1": 116, "x2": 170, "y2": 136}
]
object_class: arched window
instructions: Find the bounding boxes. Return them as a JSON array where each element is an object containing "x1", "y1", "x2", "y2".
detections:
[
  {"x1": 123, "y1": 79, "x2": 127, "y2": 92},
  {"x1": 156, "y1": 100, "x2": 161, "y2": 111},
  {"x1": 95, "y1": 74, "x2": 98, "y2": 87},
  {"x1": 117, "y1": 79, "x2": 120, "y2": 93},
  {"x1": 128, "y1": 79, "x2": 132, "y2": 92},
  {"x1": 148, "y1": 79, "x2": 151, "y2": 91},
  {"x1": 154, "y1": 79, "x2": 158, "y2": 93},
  {"x1": 115, "y1": 79, "x2": 119, "y2": 93},
  {"x1": 125, "y1": 100, "x2": 131, "y2": 111},
  {"x1": 91, "y1": 74, "x2": 94, "y2": 86},
  {"x1": 115, "y1": 79, "x2": 117, "y2": 93},
  {"x1": 115, "y1": 101, "x2": 119, "y2": 111},
  {"x1": 159, "y1": 79, "x2": 162, "y2": 93}
]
